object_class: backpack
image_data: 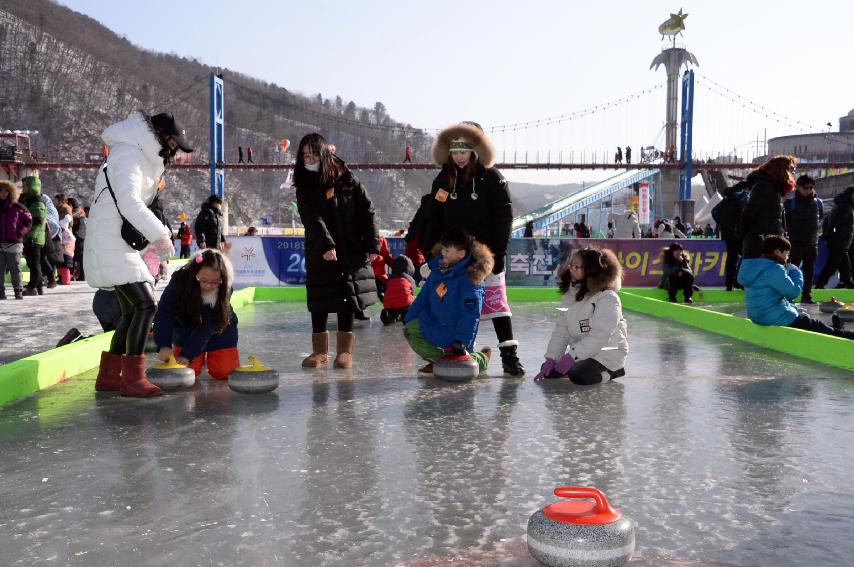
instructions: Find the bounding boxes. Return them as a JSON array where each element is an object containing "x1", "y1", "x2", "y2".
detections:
[{"x1": 711, "y1": 193, "x2": 745, "y2": 233}]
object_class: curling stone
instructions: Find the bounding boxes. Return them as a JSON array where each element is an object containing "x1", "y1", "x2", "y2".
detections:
[
  {"x1": 146, "y1": 356, "x2": 196, "y2": 390},
  {"x1": 433, "y1": 353, "x2": 479, "y2": 383},
  {"x1": 837, "y1": 307, "x2": 854, "y2": 323},
  {"x1": 819, "y1": 298, "x2": 845, "y2": 314},
  {"x1": 228, "y1": 356, "x2": 279, "y2": 394},
  {"x1": 527, "y1": 486, "x2": 635, "y2": 567}
]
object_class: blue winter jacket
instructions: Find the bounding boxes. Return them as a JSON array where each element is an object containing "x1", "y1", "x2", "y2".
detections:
[
  {"x1": 737, "y1": 257, "x2": 803, "y2": 326},
  {"x1": 404, "y1": 254, "x2": 485, "y2": 351},
  {"x1": 153, "y1": 275, "x2": 239, "y2": 361}
]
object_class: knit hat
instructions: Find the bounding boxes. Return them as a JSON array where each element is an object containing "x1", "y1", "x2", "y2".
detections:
[
  {"x1": 449, "y1": 138, "x2": 474, "y2": 153},
  {"x1": 22, "y1": 176, "x2": 41, "y2": 192}
]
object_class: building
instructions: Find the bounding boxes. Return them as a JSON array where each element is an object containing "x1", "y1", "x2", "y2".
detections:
[{"x1": 766, "y1": 108, "x2": 854, "y2": 161}]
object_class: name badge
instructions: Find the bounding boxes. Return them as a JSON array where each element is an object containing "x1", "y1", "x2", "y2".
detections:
[
  {"x1": 435, "y1": 189, "x2": 449, "y2": 202},
  {"x1": 435, "y1": 282, "x2": 448, "y2": 299},
  {"x1": 326, "y1": 188, "x2": 335, "y2": 200}
]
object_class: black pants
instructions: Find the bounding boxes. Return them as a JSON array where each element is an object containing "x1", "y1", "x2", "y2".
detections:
[
  {"x1": 381, "y1": 307, "x2": 408, "y2": 325},
  {"x1": 567, "y1": 358, "x2": 625, "y2": 385},
  {"x1": 668, "y1": 271, "x2": 695, "y2": 301},
  {"x1": 788, "y1": 313, "x2": 854, "y2": 340},
  {"x1": 375, "y1": 277, "x2": 387, "y2": 302},
  {"x1": 723, "y1": 236, "x2": 741, "y2": 290},
  {"x1": 815, "y1": 242, "x2": 853, "y2": 288},
  {"x1": 311, "y1": 311, "x2": 354, "y2": 333},
  {"x1": 789, "y1": 243, "x2": 817, "y2": 299},
  {"x1": 23, "y1": 241, "x2": 42, "y2": 290},
  {"x1": 180, "y1": 244, "x2": 191, "y2": 258},
  {"x1": 110, "y1": 282, "x2": 157, "y2": 356},
  {"x1": 73, "y1": 238, "x2": 85, "y2": 280}
]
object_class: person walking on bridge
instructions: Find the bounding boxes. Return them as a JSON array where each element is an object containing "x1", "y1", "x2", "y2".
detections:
[
  {"x1": 625, "y1": 146, "x2": 632, "y2": 164},
  {"x1": 615, "y1": 147, "x2": 623, "y2": 164},
  {"x1": 424, "y1": 121, "x2": 524, "y2": 376}
]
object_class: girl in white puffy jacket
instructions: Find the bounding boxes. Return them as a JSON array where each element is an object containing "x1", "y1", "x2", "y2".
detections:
[{"x1": 535, "y1": 247, "x2": 628, "y2": 385}]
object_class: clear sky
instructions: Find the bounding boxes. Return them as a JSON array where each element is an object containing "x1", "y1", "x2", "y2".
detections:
[{"x1": 56, "y1": 0, "x2": 854, "y2": 183}]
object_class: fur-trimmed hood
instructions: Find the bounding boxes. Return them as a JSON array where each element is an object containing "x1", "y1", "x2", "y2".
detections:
[
  {"x1": 429, "y1": 240, "x2": 495, "y2": 284},
  {"x1": 432, "y1": 123, "x2": 496, "y2": 168},
  {"x1": 585, "y1": 252, "x2": 623, "y2": 294}
]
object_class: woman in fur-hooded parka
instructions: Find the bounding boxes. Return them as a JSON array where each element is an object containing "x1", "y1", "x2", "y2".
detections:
[{"x1": 424, "y1": 123, "x2": 512, "y2": 267}]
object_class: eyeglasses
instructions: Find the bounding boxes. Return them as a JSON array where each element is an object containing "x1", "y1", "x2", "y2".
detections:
[
  {"x1": 788, "y1": 165, "x2": 796, "y2": 172},
  {"x1": 196, "y1": 275, "x2": 222, "y2": 286}
]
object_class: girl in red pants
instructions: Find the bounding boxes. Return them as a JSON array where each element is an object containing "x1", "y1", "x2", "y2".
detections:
[{"x1": 153, "y1": 249, "x2": 239, "y2": 379}]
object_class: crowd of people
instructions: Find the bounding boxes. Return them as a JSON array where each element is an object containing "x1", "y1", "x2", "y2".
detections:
[{"x1": 5, "y1": 112, "x2": 854, "y2": 400}]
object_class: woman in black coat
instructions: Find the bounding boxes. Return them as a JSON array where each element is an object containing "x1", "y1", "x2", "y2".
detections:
[
  {"x1": 740, "y1": 155, "x2": 796, "y2": 259},
  {"x1": 295, "y1": 133, "x2": 379, "y2": 369},
  {"x1": 424, "y1": 121, "x2": 524, "y2": 376}
]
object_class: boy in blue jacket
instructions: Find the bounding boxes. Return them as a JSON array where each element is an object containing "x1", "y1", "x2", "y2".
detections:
[
  {"x1": 737, "y1": 236, "x2": 854, "y2": 339},
  {"x1": 403, "y1": 227, "x2": 494, "y2": 376}
]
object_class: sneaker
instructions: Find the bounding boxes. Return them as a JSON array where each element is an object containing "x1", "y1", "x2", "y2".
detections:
[
  {"x1": 22, "y1": 287, "x2": 38, "y2": 296},
  {"x1": 417, "y1": 362, "x2": 434, "y2": 377},
  {"x1": 354, "y1": 310, "x2": 370, "y2": 321},
  {"x1": 684, "y1": 297, "x2": 694, "y2": 304},
  {"x1": 14, "y1": 290, "x2": 23, "y2": 300},
  {"x1": 668, "y1": 296, "x2": 677, "y2": 302},
  {"x1": 56, "y1": 328, "x2": 82, "y2": 348}
]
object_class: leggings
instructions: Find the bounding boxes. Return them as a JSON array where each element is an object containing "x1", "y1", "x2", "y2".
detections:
[
  {"x1": 492, "y1": 315, "x2": 514, "y2": 343},
  {"x1": 109, "y1": 282, "x2": 157, "y2": 356},
  {"x1": 23, "y1": 241, "x2": 42, "y2": 289},
  {"x1": 311, "y1": 311, "x2": 354, "y2": 333}
]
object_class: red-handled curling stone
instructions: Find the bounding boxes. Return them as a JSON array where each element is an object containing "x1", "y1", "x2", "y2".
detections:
[
  {"x1": 433, "y1": 353, "x2": 478, "y2": 383},
  {"x1": 527, "y1": 486, "x2": 635, "y2": 567}
]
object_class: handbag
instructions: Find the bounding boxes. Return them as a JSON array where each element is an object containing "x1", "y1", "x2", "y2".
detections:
[{"x1": 101, "y1": 165, "x2": 151, "y2": 251}]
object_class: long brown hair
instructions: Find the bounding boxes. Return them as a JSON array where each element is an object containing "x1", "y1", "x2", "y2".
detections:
[
  {"x1": 175, "y1": 250, "x2": 233, "y2": 333},
  {"x1": 293, "y1": 132, "x2": 343, "y2": 189},
  {"x1": 446, "y1": 152, "x2": 479, "y2": 189},
  {"x1": 755, "y1": 155, "x2": 796, "y2": 192}
]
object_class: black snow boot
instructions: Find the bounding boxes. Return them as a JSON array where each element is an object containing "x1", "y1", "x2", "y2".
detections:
[{"x1": 499, "y1": 341, "x2": 525, "y2": 377}]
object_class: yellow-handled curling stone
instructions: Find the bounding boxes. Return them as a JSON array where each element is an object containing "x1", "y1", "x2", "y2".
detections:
[
  {"x1": 228, "y1": 356, "x2": 279, "y2": 394},
  {"x1": 819, "y1": 297, "x2": 845, "y2": 314},
  {"x1": 527, "y1": 486, "x2": 635, "y2": 567},
  {"x1": 146, "y1": 356, "x2": 196, "y2": 390}
]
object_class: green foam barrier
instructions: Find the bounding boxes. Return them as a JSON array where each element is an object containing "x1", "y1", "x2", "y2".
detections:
[
  {"x1": 0, "y1": 333, "x2": 113, "y2": 406},
  {"x1": 619, "y1": 291, "x2": 854, "y2": 372}
]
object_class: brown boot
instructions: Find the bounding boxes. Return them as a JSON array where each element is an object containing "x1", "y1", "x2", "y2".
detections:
[
  {"x1": 333, "y1": 331, "x2": 355, "y2": 369},
  {"x1": 120, "y1": 354, "x2": 163, "y2": 397},
  {"x1": 95, "y1": 351, "x2": 123, "y2": 392},
  {"x1": 301, "y1": 331, "x2": 329, "y2": 368}
]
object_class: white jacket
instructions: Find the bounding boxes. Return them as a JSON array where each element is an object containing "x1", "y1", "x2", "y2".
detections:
[
  {"x1": 611, "y1": 212, "x2": 640, "y2": 238},
  {"x1": 84, "y1": 112, "x2": 170, "y2": 288},
  {"x1": 544, "y1": 284, "x2": 629, "y2": 371}
]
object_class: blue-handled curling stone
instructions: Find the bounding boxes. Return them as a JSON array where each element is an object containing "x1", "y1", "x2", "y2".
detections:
[
  {"x1": 146, "y1": 356, "x2": 196, "y2": 390},
  {"x1": 228, "y1": 356, "x2": 279, "y2": 394},
  {"x1": 527, "y1": 486, "x2": 635, "y2": 567},
  {"x1": 433, "y1": 353, "x2": 478, "y2": 383}
]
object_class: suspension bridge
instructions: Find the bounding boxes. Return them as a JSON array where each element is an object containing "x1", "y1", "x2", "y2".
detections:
[{"x1": 4, "y1": 44, "x2": 854, "y2": 235}]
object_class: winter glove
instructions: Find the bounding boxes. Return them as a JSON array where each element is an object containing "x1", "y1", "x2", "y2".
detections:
[
  {"x1": 555, "y1": 353, "x2": 576, "y2": 375},
  {"x1": 534, "y1": 358, "x2": 557, "y2": 381},
  {"x1": 492, "y1": 253, "x2": 505, "y2": 275},
  {"x1": 149, "y1": 236, "x2": 174, "y2": 261},
  {"x1": 444, "y1": 341, "x2": 468, "y2": 357}
]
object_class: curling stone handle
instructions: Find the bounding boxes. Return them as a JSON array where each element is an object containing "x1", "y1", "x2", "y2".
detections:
[
  {"x1": 168, "y1": 355, "x2": 177, "y2": 365},
  {"x1": 553, "y1": 486, "x2": 617, "y2": 516}
]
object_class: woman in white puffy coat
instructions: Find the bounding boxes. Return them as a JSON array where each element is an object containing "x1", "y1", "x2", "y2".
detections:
[
  {"x1": 535, "y1": 247, "x2": 628, "y2": 385},
  {"x1": 84, "y1": 111, "x2": 193, "y2": 397}
]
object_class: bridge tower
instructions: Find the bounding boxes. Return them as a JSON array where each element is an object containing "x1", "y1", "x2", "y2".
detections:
[
  {"x1": 650, "y1": 40, "x2": 698, "y2": 219},
  {"x1": 209, "y1": 73, "x2": 228, "y2": 231}
]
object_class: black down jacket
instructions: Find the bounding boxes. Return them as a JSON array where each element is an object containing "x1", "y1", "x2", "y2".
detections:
[
  {"x1": 741, "y1": 170, "x2": 787, "y2": 259},
  {"x1": 194, "y1": 202, "x2": 225, "y2": 248},
  {"x1": 424, "y1": 164, "x2": 513, "y2": 274},
  {"x1": 296, "y1": 164, "x2": 380, "y2": 313}
]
